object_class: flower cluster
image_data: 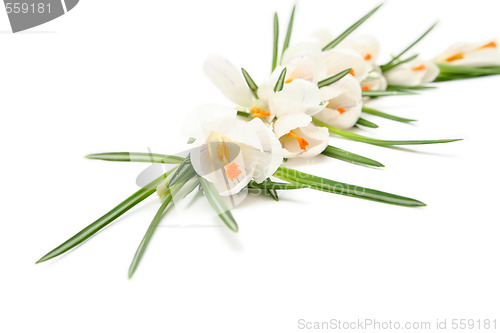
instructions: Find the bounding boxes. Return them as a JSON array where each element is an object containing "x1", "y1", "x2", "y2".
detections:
[{"x1": 36, "y1": 3, "x2": 500, "y2": 278}]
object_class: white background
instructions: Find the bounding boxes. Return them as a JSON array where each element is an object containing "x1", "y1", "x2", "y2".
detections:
[{"x1": 1, "y1": 0, "x2": 499, "y2": 332}]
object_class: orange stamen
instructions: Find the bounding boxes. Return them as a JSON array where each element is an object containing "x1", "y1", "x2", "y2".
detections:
[
  {"x1": 446, "y1": 52, "x2": 465, "y2": 62},
  {"x1": 286, "y1": 130, "x2": 309, "y2": 151},
  {"x1": 364, "y1": 53, "x2": 372, "y2": 61},
  {"x1": 285, "y1": 76, "x2": 296, "y2": 84},
  {"x1": 478, "y1": 41, "x2": 498, "y2": 50},
  {"x1": 337, "y1": 107, "x2": 346, "y2": 114},
  {"x1": 361, "y1": 85, "x2": 370, "y2": 91},
  {"x1": 412, "y1": 64, "x2": 427, "y2": 72},
  {"x1": 225, "y1": 162, "x2": 242, "y2": 181},
  {"x1": 349, "y1": 69, "x2": 356, "y2": 77},
  {"x1": 250, "y1": 106, "x2": 271, "y2": 118}
]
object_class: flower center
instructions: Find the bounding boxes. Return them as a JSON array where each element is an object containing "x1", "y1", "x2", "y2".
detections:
[
  {"x1": 216, "y1": 141, "x2": 242, "y2": 181},
  {"x1": 349, "y1": 69, "x2": 356, "y2": 76},
  {"x1": 216, "y1": 141, "x2": 230, "y2": 162},
  {"x1": 364, "y1": 53, "x2": 372, "y2": 61},
  {"x1": 286, "y1": 130, "x2": 309, "y2": 150},
  {"x1": 337, "y1": 107, "x2": 346, "y2": 114},
  {"x1": 412, "y1": 64, "x2": 427, "y2": 72},
  {"x1": 361, "y1": 85, "x2": 370, "y2": 91},
  {"x1": 225, "y1": 162, "x2": 242, "y2": 180},
  {"x1": 250, "y1": 106, "x2": 271, "y2": 118}
]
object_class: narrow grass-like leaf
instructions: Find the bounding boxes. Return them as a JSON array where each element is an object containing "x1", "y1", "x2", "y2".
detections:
[
  {"x1": 280, "y1": 5, "x2": 296, "y2": 63},
  {"x1": 237, "y1": 110, "x2": 252, "y2": 118},
  {"x1": 362, "y1": 90, "x2": 417, "y2": 97},
  {"x1": 381, "y1": 54, "x2": 419, "y2": 72},
  {"x1": 322, "y1": 4, "x2": 383, "y2": 51},
  {"x1": 317, "y1": 68, "x2": 352, "y2": 88},
  {"x1": 86, "y1": 152, "x2": 184, "y2": 164},
  {"x1": 356, "y1": 117, "x2": 379, "y2": 128},
  {"x1": 321, "y1": 145, "x2": 384, "y2": 167},
  {"x1": 128, "y1": 177, "x2": 200, "y2": 278},
  {"x1": 199, "y1": 178, "x2": 238, "y2": 232},
  {"x1": 386, "y1": 84, "x2": 436, "y2": 91},
  {"x1": 274, "y1": 167, "x2": 425, "y2": 207},
  {"x1": 272, "y1": 12, "x2": 279, "y2": 72},
  {"x1": 247, "y1": 179, "x2": 310, "y2": 190},
  {"x1": 382, "y1": 22, "x2": 438, "y2": 69},
  {"x1": 264, "y1": 177, "x2": 280, "y2": 201},
  {"x1": 36, "y1": 170, "x2": 175, "y2": 263},
  {"x1": 128, "y1": 192, "x2": 172, "y2": 278},
  {"x1": 312, "y1": 117, "x2": 462, "y2": 146},
  {"x1": 435, "y1": 64, "x2": 500, "y2": 81},
  {"x1": 241, "y1": 68, "x2": 259, "y2": 99},
  {"x1": 274, "y1": 67, "x2": 287, "y2": 92},
  {"x1": 362, "y1": 106, "x2": 416, "y2": 123}
]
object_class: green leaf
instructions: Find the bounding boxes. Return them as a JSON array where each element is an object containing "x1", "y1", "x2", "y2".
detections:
[
  {"x1": 36, "y1": 170, "x2": 175, "y2": 263},
  {"x1": 321, "y1": 145, "x2": 384, "y2": 167},
  {"x1": 247, "y1": 179, "x2": 310, "y2": 190},
  {"x1": 274, "y1": 67, "x2": 287, "y2": 92},
  {"x1": 382, "y1": 22, "x2": 438, "y2": 69},
  {"x1": 317, "y1": 68, "x2": 352, "y2": 88},
  {"x1": 86, "y1": 152, "x2": 184, "y2": 164},
  {"x1": 381, "y1": 54, "x2": 419, "y2": 72},
  {"x1": 356, "y1": 117, "x2": 379, "y2": 128},
  {"x1": 435, "y1": 64, "x2": 500, "y2": 81},
  {"x1": 322, "y1": 3, "x2": 383, "y2": 51},
  {"x1": 386, "y1": 84, "x2": 436, "y2": 91},
  {"x1": 128, "y1": 177, "x2": 200, "y2": 278},
  {"x1": 237, "y1": 110, "x2": 252, "y2": 118},
  {"x1": 241, "y1": 68, "x2": 259, "y2": 99},
  {"x1": 312, "y1": 117, "x2": 462, "y2": 146},
  {"x1": 264, "y1": 177, "x2": 280, "y2": 201},
  {"x1": 272, "y1": 12, "x2": 279, "y2": 72},
  {"x1": 128, "y1": 192, "x2": 172, "y2": 279},
  {"x1": 280, "y1": 5, "x2": 296, "y2": 63},
  {"x1": 362, "y1": 90, "x2": 417, "y2": 97},
  {"x1": 362, "y1": 106, "x2": 416, "y2": 123},
  {"x1": 274, "y1": 167, "x2": 426, "y2": 207},
  {"x1": 199, "y1": 178, "x2": 238, "y2": 232}
]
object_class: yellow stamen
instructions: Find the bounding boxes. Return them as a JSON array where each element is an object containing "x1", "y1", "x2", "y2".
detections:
[
  {"x1": 412, "y1": 64, "x2": 427, "y2": 72},
  {"x1": 286, "y1": 130, "x2": 309, "y2": 151},
  {"x1": 250, "y1": 106, "x2": 271, "y2": 118},
  {"x1": 364, "y1": 53, "x2": 372, "y2": 61},
  {"x1": 337, "y1": 107, "x2": 346, "y2": 114},
  {"x1": 225, "y1": 162, "x2": 242, "y2": 180},
  {"x1": 216, "y1": 141, "x2": 230, "y2": 162},
  {"x1": 446, "y1": 52, "x2": 465, "y2": 62}
]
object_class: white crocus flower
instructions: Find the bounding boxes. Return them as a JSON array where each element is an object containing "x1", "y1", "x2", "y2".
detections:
[
  {"x1": 189, "y1": 111, "x2": 283, "y2": 196},
  {"x1": 361, "y1": 66, "x2": 388, "y2": 94},
  {"x1": 384, "y1": 58, "x2": 439, "y2": 87},
  {"x1": 203, "y1": 55, "x2": 272, "y2": 120},
  {"x1": 435, "y1": 39, "x2": 500, "y2": 67},
  {"x1": 340, "y1": 35, "x2": 381, "y2": 66},
  {"x1": 268, "y1": 78, "x2": 326, "y2": 118},
  {"x1": 322, "y1": 48, "x2": 371, "y2": 83},
  {"x1": 274, "y1": 113, "x2": 329, "y2": 158},
  {"x1": 315, "y1": 74, "x2": 363, "y2": 130}
]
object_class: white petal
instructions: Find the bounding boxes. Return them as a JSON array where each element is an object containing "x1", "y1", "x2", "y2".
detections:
[
  {"x1": 269, "y1": 79, "x2": 325, "y2": 117},
  {"x1": 183, "y1": 104, "x2": 238, "y2": 139},
  {"x1": 422, "y1": 61, "x2": 440, "y2": 83},
  {"x1": 435, "y1": 39, "x2": 500, "y2": 66},
  {"x1": 282, "y1": 42, "x2": 323, "y2": 66},
  {"x1": 203, "y1": 55, "x2": 254, "y2": 108},
  {"x1": 274, "y1": 113, "x2": 312, "y2": 138},
  {"x1": 245, "y1": 118, "x2": 283, "y2": 183},
  {"x1": 295, "y1": 124, "x2": 329, "y2": 158}
]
